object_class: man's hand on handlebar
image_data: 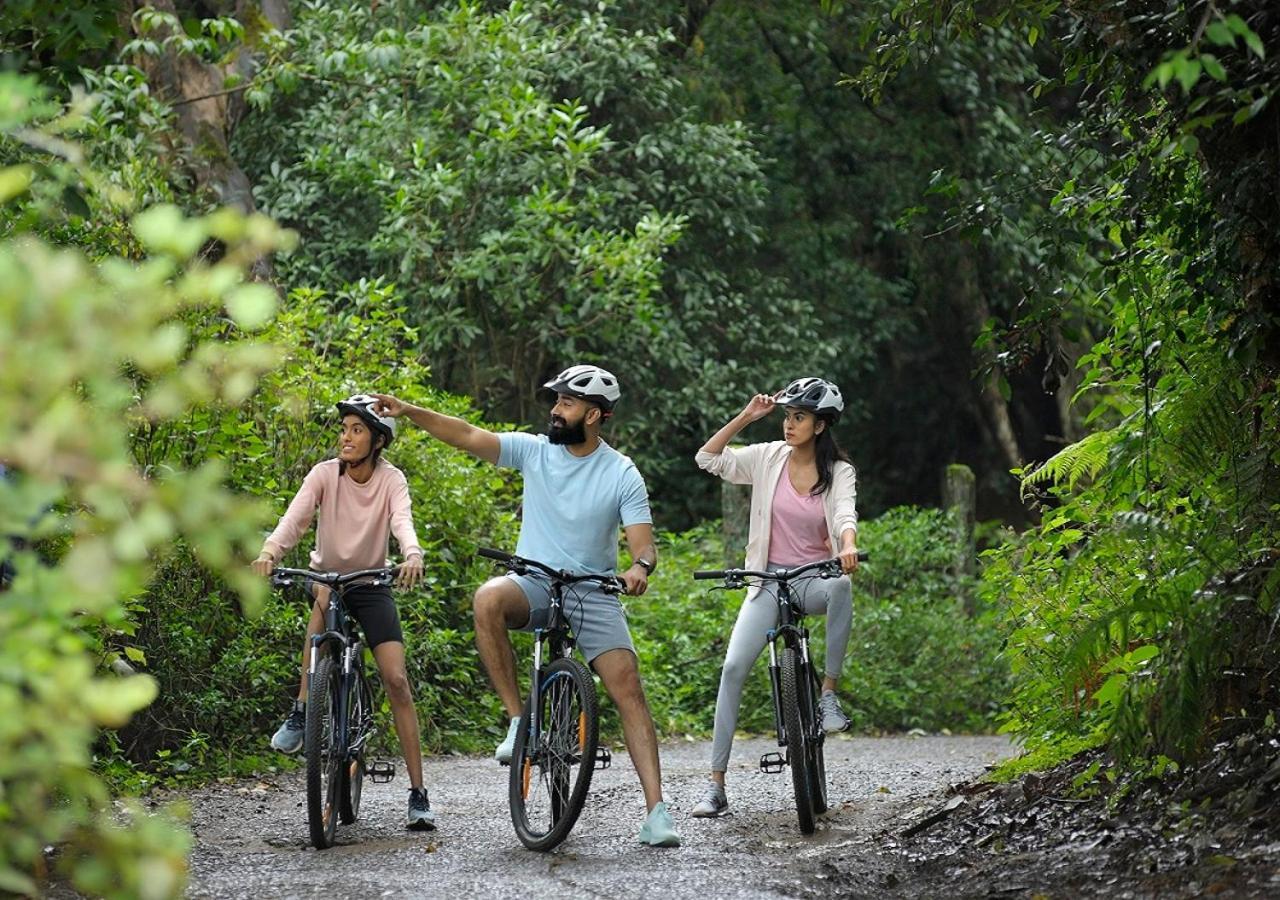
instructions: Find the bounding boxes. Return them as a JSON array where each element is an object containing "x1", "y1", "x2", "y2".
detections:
[
  {"x1": 619, "y1": 564, "x2": 648, "y2": 597},
  {"x1": 397, "y1": 553, "x2": 424, "y2": 590}
]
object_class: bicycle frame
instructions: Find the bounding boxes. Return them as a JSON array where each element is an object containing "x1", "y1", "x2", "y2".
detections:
[
  {"x1": 273, "y1": 566, "x2": 396, "y2": 766},
  {"x1": 765, "y1": 580, "x2": 817, "y2": 749},
  {"x1": 693, "y1": 552, "x2": 868, "y2": 754},
  {"x1": 477, "y1": 548, "x2": 620, "y2": 758}
]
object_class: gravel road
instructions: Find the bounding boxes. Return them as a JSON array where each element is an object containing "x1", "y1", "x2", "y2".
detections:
[{"x1": 183, "y1": 734, "x2": 1013, "y2": 899}]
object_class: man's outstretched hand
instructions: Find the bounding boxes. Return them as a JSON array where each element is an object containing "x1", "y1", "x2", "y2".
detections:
[{"x1": 371, "y1": 393, "x2": 408, "y2": 417}]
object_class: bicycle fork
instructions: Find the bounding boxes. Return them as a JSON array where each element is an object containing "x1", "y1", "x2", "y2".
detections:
[{"x1": 761, "y1": 622, "x2": 814, "y2": 775}]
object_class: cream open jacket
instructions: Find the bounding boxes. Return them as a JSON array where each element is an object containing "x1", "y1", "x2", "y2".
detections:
[{"x1": 695, "y1": 441, "x2": 857, "y2": 576}]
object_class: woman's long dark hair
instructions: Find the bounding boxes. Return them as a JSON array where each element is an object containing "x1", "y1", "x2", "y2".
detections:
[{"x1": 812, "y1": 413, "x2": 852, "y2": 496}]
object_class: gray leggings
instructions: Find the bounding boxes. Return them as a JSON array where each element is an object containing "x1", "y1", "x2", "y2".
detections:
[{"x1": 710, "y1": 564, "x2": 853, "y2": 773}]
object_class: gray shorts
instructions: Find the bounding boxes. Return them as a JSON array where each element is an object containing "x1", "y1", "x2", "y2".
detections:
[{"x1": 507, "y1": 573, "x2": 635, "y2": 664}]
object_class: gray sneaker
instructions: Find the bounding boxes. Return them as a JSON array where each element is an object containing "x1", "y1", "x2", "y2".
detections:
[
  {"x1": 819, "y1": 690, "x2": 851, "y2": 733},
  {"x1": 407, "y1": 787, "x2": 437, "y2": 831},
  {"x1": 690, "y1": 782, "x2": 729, "y2": 818},
  {"x1": 495, "y1": 717, "x2": 520, "y2": 764},
  {"x1": 270, "y1": 700, "x2": 306, "y2": 753}
]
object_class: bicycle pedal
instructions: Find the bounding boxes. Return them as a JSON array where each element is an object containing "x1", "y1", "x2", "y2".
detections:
[
  {"x1": 759, "y1": 752, "x2": 785, "y2": 774},
  {"x1": 594, "y1": 746, "x2": 612, "y2": 770},
  {"x1": 367, "y1": 760, "x2": 395, "y2": 783}
]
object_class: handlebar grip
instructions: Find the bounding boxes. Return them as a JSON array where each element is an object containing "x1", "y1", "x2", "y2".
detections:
[
  {"x1": 477, "y1": 547, "x2": 510, "y2": 562},
  {"x1": 693, "y1": 571, "x2": 727, "y2": 580}
]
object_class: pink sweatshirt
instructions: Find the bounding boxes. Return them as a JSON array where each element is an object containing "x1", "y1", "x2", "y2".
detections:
[{"x1": 261, "y1": 459, "x2": 422, "y2": 572}]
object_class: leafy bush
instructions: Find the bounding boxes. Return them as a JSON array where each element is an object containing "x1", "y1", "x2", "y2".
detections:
[{"x1": 0, "y1": 72, "x2": 292, "y2": 899}]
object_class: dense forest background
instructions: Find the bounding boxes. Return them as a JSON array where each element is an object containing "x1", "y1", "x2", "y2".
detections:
[{"x1": 2, "y1": 0, "x2": 1277, "y2": 896}]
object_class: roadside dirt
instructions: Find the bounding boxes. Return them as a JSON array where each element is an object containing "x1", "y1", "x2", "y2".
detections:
[{"x1": 802, "y1": 733, "x2": 1280, "y2": 899}]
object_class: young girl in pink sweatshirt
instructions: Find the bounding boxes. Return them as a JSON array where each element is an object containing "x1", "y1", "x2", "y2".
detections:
[{"x1": 251, "y1": 394, "x2": 435, "y2": 831}]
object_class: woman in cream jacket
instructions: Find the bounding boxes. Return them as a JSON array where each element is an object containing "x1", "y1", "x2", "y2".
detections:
[{"x1": 690, "y1": 378, "x2": 859, "y2": 819}]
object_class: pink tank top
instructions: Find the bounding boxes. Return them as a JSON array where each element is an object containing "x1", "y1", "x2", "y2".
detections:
[{"x1": 767, "y1": 471, "x2": 830, "y2": 566}]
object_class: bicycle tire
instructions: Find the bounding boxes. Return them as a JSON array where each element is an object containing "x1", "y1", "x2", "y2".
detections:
[
  {"x1": 781, "y1": 647, "x2": 817, "y2": 834},
  {"x1": 805, "y1": 662, "x2": 828, "y2": 816},
  {"x1": 339, "y1": 665, "x2": 372, "y2": 824},
  {"x1": 508, "y1": 657, "x2": 599, "y2": 851},
  {"x1": 306, "y1": 654, "x2": 343, "y2": 849}
]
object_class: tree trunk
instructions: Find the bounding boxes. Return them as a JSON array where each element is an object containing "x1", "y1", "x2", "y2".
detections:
[{"x1": 128, "y1": 1, "x2": 290, "y2": 272}]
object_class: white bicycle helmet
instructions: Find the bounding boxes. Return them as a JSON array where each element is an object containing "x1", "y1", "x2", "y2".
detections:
[
  {"x1": 336, "y1": 394, "x2": 397, "y2": 447},
  {"x1": 777, "y1": 377, "x2": 844, "y2": 420},
  {"x1": 542, "y1": 364, "x2": 621, "y2": 412}
]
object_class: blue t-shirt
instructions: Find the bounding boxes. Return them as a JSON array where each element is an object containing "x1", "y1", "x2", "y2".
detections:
[{"x1": 497, "y1": 432, "x2": 652, "y2": 574}]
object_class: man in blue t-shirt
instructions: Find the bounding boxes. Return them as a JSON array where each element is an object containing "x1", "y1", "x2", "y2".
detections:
[{"x1": 373, "y1": 365, "x2": 681, "y2": 848}]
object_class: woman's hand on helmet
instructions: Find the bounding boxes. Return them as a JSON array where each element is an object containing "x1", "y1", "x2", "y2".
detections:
[
  {"x1": 741, "y1": 393, "x2": 777, "y2": 423},
  {"x1": 370, "y1": 393, "x2": 407, "y2": 418},
  {"x1": 397, "y1": 552, "x2": 424, "y2": 590}
]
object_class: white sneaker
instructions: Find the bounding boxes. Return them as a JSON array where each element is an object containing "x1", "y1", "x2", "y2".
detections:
[
  {"x1": 819, "y1": 690, "x2": 851, "y2": 733},
  {"x1": 495, "y1": 717, "x2": 520, "y2": 764}
]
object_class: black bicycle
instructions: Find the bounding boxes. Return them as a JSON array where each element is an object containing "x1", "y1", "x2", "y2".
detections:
[
  {"x1": 478, "y1": 547, "x2": 622, "y2": 851},
  {"x1": 694, "y1": 552, "x2": 867, "y2": 834},
  {"x1": 270, "y1": 566, "x2": 398, "y2": 849}
]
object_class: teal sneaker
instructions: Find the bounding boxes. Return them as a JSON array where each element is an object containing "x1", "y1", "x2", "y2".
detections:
[
  {"x1": 638, "y1": 801, "x2": 681, "y2": 847},
  {"x1": 495, "y1": 717, "x2": 520, "y2": 764},
  {"x1": 270, "y1": 700, "x2": 305, "y2": 754}
]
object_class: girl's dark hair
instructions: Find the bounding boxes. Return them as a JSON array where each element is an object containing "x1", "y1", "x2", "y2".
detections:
[{"x1": 812, "y1": 413, "x2": 852, "y2": 496}]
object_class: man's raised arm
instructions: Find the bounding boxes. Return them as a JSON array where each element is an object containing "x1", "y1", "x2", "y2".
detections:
[{"x1": 372, "y1": 393, "x2": 501, "y2": 464}]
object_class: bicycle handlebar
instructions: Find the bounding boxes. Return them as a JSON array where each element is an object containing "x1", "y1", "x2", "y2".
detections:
[
  {"x1": 693, "y1": 550, "x2": 869, "y2": 582},
  {"x1": 477, "y1": 547, "x2": 624, "y2": 595},
  {"x1": 270, "y1": 565, "x2": 401, "y2": 590}
]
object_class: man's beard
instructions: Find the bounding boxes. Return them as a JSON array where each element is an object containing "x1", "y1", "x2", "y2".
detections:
[{"x1": 547, "y1": 415, "x2": 587, "y2": 445}]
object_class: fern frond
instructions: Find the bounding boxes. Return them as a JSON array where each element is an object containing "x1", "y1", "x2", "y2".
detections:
[{"x1": 1021, "y1": 428, "x2": 1116, "y2": 497}]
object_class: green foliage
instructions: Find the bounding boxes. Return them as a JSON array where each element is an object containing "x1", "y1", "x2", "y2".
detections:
[
  {"x1": 856, "y1": 0, "x2": 1280, "y2": 774},
  {"x1": 0, "y1": 74, "x2": 292, "y2": 897},
  {"x1": 232, "y1": 0, "x2": 882, "y2": 526},
  {"x1": 841, "y1": 507, "x2": 1006, "y2": 731}
]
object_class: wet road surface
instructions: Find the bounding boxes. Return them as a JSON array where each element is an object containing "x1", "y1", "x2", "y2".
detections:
[{"x1": 184, "y1": 735, "x2": 1013, "y2": 899}]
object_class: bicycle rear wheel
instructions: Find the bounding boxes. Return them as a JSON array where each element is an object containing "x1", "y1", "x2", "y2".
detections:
[
  {"x1": 339, "y1": 665, "x2": 372, "y2": 824},
  {"x1": 509, "y1": 657, "x2": 599, "y2": 851},
  {"x1": 306, "y1": 654, "x2": 343, "y2": 849},
  {"x1": 781, "y1": 647, "x2": 817, "y2": 834}
]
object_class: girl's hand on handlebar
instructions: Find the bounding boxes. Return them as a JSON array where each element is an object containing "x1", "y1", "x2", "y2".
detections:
[
  {"x1": 837, "y1": 545, "x2": 860, "y2": 574},
  {"x1": 251, "y1": 552, "x2": 275, "y2": 577},
  {"x1": 398, "y1": 553, "x2": 424, "y2": 590},
  {"x1": 619, "y1": 564, "x2": 648, "y2": 597},
  {"x1": 741, "y1": 393, "x2": 777, "y2": 423}
]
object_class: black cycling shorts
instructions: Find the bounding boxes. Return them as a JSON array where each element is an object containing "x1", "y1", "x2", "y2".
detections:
[{"x1": 308, "y1": 581, "x2": 404, "y2": 648}]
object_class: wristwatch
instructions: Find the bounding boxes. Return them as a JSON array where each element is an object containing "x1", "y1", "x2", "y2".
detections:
[{"x1": 635, "y1": 558, "x2": 653, "y2": 573}]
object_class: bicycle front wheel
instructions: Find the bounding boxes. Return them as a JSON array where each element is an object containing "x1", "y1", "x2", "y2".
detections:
[
  {"x1": 781, "y1": 647, "x2": 817, "y2": 834},
  {"x1": 306, "y1": 654, "x2": 343, "y2": 849},
  {"x1": 805, "y1": 662, "x2": 829, "y2": 816},
  {"x1": 339, "y1": 665, "x2": 372, "y2": 824},
  {"x1": 509, "y1": 657, "x2": 599, "y2": 851}
]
